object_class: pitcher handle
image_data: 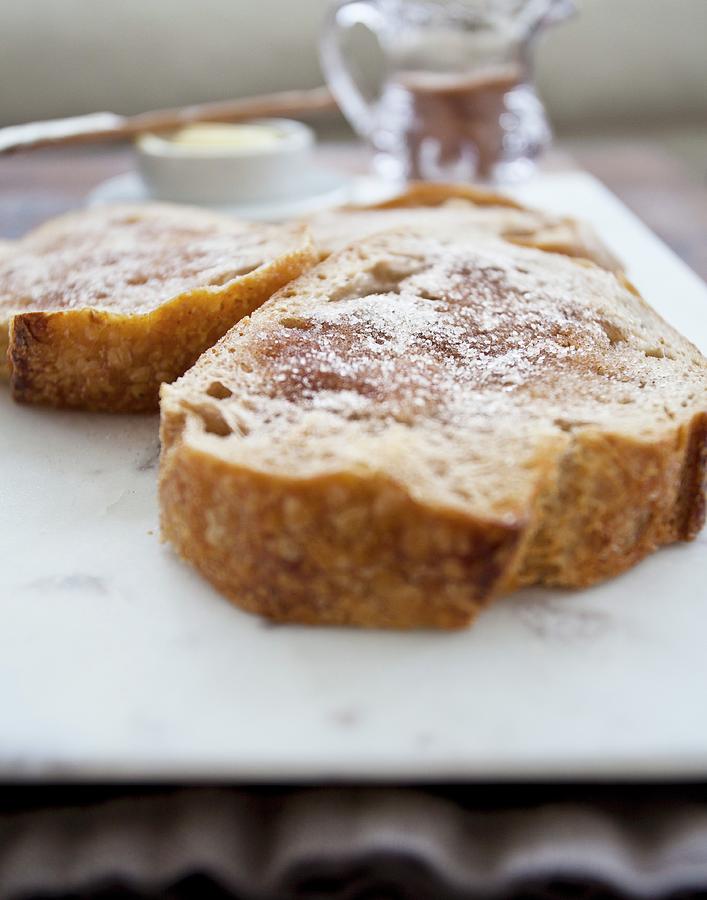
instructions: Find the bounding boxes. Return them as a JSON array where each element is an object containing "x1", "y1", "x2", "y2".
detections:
[{"x1": 320, "y1": 0, "x2": 385, "y2": 140}]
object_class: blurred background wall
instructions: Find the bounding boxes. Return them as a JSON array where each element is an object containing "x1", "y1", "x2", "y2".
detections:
[{"x1": 1, "y1": 0, "x2": 706, "y2": 131}]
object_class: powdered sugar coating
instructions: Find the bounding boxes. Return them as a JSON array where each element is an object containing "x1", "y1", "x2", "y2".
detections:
[
  {"x1": 236, "y1": 237, "x2": 701, "y2": 427},
  {"x1": 0, "y1": 204, "x2": 306, "y2": 316},
  {"x1": 166, "y1": 228, "x2": 707, "y2": 515}
]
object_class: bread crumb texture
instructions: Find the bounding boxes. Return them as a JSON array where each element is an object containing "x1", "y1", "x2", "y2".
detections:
[{"x1": 157, "y1": 227, "x2": 704, "y2": 628}]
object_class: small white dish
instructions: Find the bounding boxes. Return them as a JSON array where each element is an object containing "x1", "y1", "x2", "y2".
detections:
[
  {"x1": 86, "y1": 169, "x2": 390, "y2": 220},
  {"x1": 136, "y1": 118, "x2": 315, "y2": 206}
]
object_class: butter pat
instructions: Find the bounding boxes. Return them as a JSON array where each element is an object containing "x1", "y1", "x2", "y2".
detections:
[
  {"x1": 168, "y1": 123, "x2": 282, "y2": 150},
  {"x1": 137, "y1": 122, "x2": 285, "y2": 156}
]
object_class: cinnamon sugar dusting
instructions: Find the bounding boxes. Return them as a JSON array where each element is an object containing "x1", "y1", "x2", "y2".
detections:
[
  {"x1": 0, "y1": 205, "x2": 301, "y2": 316},
  {"x1": 245, "y1": 237, "x2": 657, "y2": 428}
]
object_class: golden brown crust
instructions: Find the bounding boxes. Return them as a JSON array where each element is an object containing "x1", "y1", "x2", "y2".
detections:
[
  {"x1": 311, "y1": 182, "x2": 623, "y2": 274},
  {"x1": 7, "y1": 230, "x2": 316, "y2": 412},
  {"x1": 0, "y1": 322, "x2": 8, "y2": 382},
  {"x1": 359, "y1": 180, "x2": 523, "y2": 211},
  {"x1": 509, "y1": 423, "x2": 707, "y2": 590},
  {"x1": 159, "y1": 434, "x2": 525, "y2": 630},
  {"x1": 160, "y1": 413, "x2": 706, "y2": 629},
  {"x1": 676, "y1": 412, "x2": 707, "y2": 540}
]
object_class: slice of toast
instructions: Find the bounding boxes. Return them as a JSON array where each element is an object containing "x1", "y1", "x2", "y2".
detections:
[
  {"x1": 305, "y1": 182, "x2": 623, "y2": 273},
  {"x1": 159, "y1": 228, "x2": 706, "y2": 629},
  {"x1": 0, "y1": 204, "x2": 316, "y2": 411}
]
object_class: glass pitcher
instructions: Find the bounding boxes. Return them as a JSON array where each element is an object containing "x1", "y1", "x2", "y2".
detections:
[{"x1": 320, "y1": 0, "x2": 575, "y2": 183}]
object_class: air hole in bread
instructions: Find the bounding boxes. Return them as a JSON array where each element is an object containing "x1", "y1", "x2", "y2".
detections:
[
  {"x1": 327, "y1": 258, "x2": 426, "y2": 303},
  {"x1": 280, "y1": 316, "x2": 312, "y2": 330},
  {"x1": 328, "y1": 284, "x2": 363, "y2": 303},
  {"x1": 206, "y1": 381, "x2": 232, "y2": 400},
  {"x1": 370, "y1": 259, "x2": 422, "y2": 284},
  {"x1": 127, "y1": 274, "x2": 149, "y2": 286},
  {"x1": 554, "y1": 418, "x2": 592, "y2": 432},
  {"x1": 209, "y1": 263, "x2": 259, "y2": 286},
  {"x1": 598, "y1": 319, "x2": 627, "y2": 345},
  {"x1": 240, "y1": 361, "x2": 254, "y2": 373},
  {"x1": 644, "y1": 346, "x2": 676, "y2": 360},
  {"x1": 414, "y1": 289, "x2": 439, "y2": 302},
  {"x1": 188, "y1": 404, "x2": 232, "y2": 437}
]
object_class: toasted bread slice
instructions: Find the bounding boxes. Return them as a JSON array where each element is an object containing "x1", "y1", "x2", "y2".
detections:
[
  {"x1": 160, "y1": 229, "x2": 706, "y2": 629},
  {"x1": 306, "y1": 181, "x2": 623, "y2": 273},
  {"x1": 0, "y1": 204, "x2": 316, "y2": 411}
]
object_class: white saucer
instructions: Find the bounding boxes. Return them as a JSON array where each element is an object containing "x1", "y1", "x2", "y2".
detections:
[{"x1": 86, "y1": 168, "x2": 393, "y2": 220}]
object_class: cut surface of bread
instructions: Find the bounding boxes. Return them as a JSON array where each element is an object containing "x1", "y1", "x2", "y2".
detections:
[
  {"x1": 160, "y1": 228, "x2": 706, "y2": 629},
  {"x1": 0, "y1": 204, "x2": 316, "y2": 410},
  {"x1": 305, "y1": 182, "x2": 623, "y2": 274}
]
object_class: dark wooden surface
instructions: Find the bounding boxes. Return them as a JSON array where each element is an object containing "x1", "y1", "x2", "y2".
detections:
[{"x1": 0, "y1": 140, "x2": 706, "y2": 280}]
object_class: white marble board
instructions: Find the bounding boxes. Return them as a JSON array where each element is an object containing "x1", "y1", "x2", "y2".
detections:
[{"x1": 1, "y1": 172, "x2": 706, "y2": 781}]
